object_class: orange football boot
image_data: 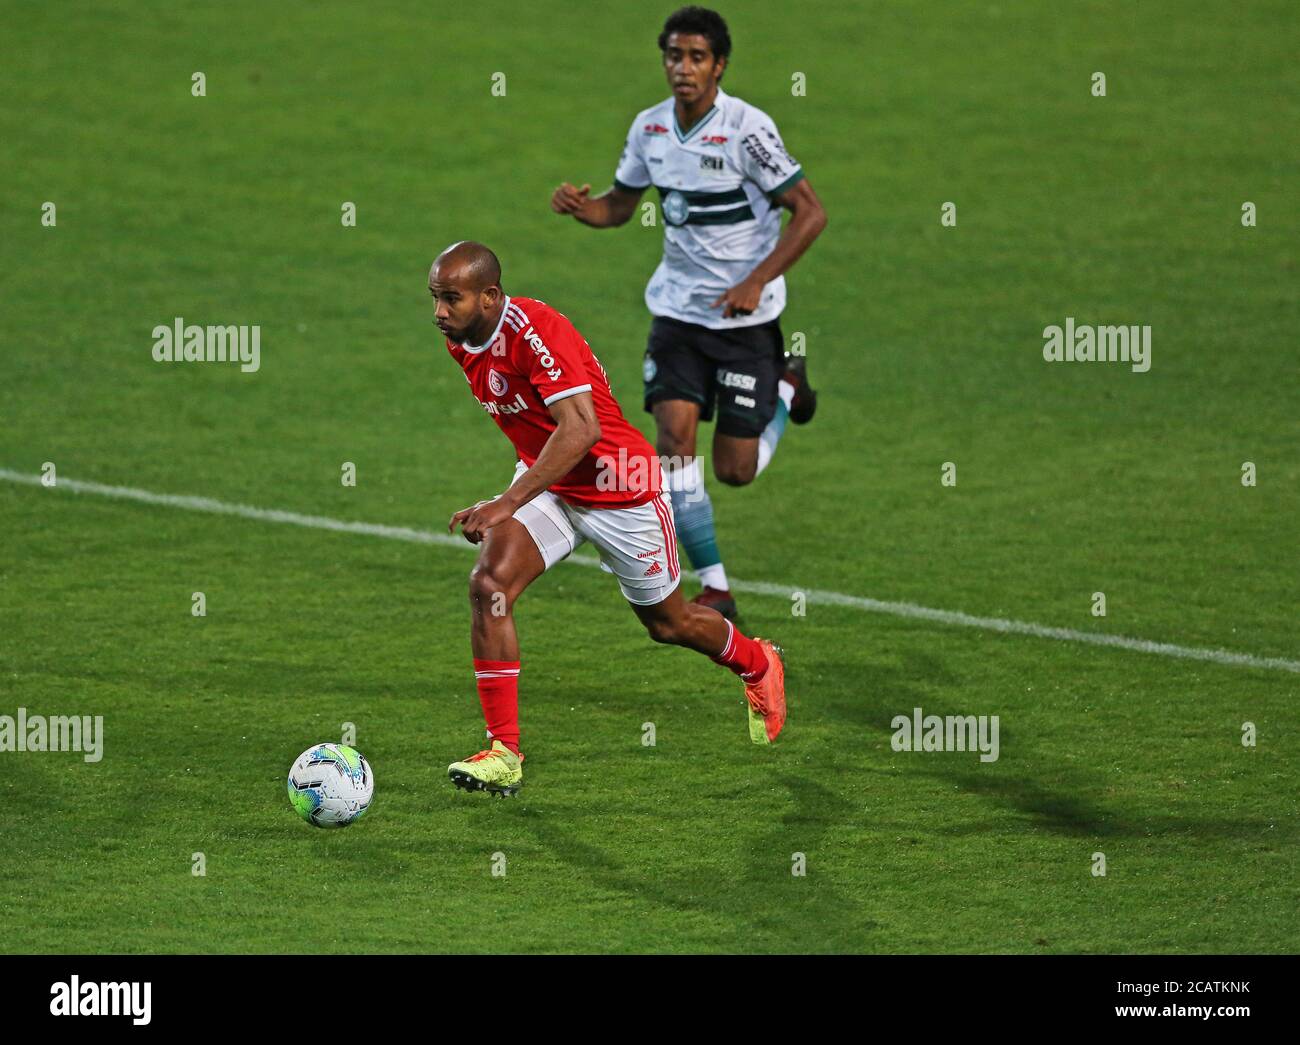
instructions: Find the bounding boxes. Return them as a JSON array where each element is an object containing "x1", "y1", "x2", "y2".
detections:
[{"x1": 744, "y1": 639, "x2": 787, "y2": 744}]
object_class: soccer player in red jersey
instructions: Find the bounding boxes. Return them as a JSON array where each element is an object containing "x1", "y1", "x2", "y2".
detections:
[{"x1": 431, "y1": 241, "x2": 786, "y2": 795}]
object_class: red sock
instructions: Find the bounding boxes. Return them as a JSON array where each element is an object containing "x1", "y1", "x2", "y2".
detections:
[
  {"x1": 473, "y1": 658, "x2": 521, "y2": 754},
  {"x1": 710, "y1": 621, "x2": 768, "y2": 683}
]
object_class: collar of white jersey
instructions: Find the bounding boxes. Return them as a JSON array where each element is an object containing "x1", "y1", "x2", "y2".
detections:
[
  {"x1": 459, "y1": 295, "x2": 511, "y2": 355},
  {"x1": 672, "y1": 87, "x2": 727, "y2": 143}
]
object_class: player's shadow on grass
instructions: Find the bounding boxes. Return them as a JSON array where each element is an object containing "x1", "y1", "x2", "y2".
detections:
[
  {"x1": 816, "y1": 648, "x2": 1125, "y2": 837},
  {"x1": 828, "y1": 652, "x2": 1289, "y2": 842},
  {"x1": 813, "y1": 647, "x2": 950, "y2": 732},
  {"x1": 508, "y1": 774, "x2": 879, "y2": 952},
  {"x1": 928, "y1": 769, "x2": 1296, "y2": 844}
]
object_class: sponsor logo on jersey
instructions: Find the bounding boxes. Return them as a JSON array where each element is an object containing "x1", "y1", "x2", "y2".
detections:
[
  {"x1": 699, "y1": 154, "x2": 724, "y2": 172},
  {"x1": 521, "y1": 326, "x2": 563, "y2": 381},
  {"x1": 717, "y1": 369, "x2": 758, "y2": 391},
  {"x1": 761, "y1": 125, "x2": 797, "y2": 166},
  {"x1": 643, "y1": 122, "x2": 669, "y2": 135},
  {"x1": 661, "y1": 190, "x2": 690, "y2": 226},
  {"x1": 742, "y1": 132, "x2": 785, "y2": 178},
  {"x1": 477, "y1": 391, "x2": 529, "y2": 417},
  {"x1": 637, "y1": 545, "x2": 665, "y2": 578},
  {"x1": 701, "y1": 134, "x2": 728, "y2": 145},
  {"x1": 487, "y1": 368, "x2": 508, "y2": 396}
]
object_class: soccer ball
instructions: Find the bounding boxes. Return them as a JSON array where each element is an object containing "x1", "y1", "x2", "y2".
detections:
[{"x1": 287, "y1": 743, "x2": 374, "y2": 828}]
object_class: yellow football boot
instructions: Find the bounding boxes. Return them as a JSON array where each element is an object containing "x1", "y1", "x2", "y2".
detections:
[{"x1": 448, "y1": 740, "x2": 523, "y2": 797}]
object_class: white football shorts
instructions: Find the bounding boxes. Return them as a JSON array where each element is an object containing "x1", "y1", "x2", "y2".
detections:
[{"x1": 507, "y1": 460, "x2": 682, "y2": 606}]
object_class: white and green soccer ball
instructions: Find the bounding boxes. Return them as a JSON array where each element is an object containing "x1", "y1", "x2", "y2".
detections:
[{"x1": 287, "y1": 743, "x2": 374, "y2": 828}]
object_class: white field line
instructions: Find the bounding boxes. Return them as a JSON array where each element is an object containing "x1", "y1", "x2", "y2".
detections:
[{"x1": 3, "y1": 467, "x2": 1297, "y2": 675}]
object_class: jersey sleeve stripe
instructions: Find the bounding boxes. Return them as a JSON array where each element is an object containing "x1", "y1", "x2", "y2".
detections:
[
  {"x1": 614, "y1": 177, "x2": 650, "y2": 193},
  {"x1": 767, "y1": 169, "x2": 806, "y2": 200},
  {"x1": 541, "y1": 384, "x2": 592, "y2": 406}
]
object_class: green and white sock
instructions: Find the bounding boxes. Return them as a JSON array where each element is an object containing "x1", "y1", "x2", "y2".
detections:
[
  {"x1": 668, "y1": 457, "x2": 728, "y2": 591},
  {"x1": 756, "y1": 379, "x2": 795, "y2": 476}
]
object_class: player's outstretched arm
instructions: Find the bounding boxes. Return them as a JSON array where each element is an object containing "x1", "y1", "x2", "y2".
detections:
[{"x1": 550, "y1": 183, "x2": 644, "y2": 228}]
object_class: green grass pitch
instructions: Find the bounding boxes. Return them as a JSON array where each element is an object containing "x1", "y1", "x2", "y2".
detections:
[{"x1": 1, "y1": 1, "x2": 1296, "y2": 953}]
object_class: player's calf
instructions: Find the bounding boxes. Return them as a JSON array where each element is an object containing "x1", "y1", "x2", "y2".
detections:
[
  {"x1": 635, "y1": 590, "x2": 724, "y2": 653},
  {"x1": 631, "y1": 591, "x2": 788, "y2": 744}
]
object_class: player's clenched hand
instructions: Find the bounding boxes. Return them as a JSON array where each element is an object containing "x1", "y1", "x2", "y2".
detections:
[
  {"x1": 448, "y1": 498, "x2": 515, "y2": 544},
  {"x1": 711, "y1": 275, "x2": 766, "y2": 318},
  {"x1": 550, "y1": 182, "x2": 591, "y2": 215}
]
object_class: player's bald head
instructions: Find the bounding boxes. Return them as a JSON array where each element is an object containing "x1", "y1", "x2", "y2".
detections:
[
  {"x1": 429, "y1": 241, "x2": 502, "y2": 293},
  {"x1": 428, "y1": 242, "x2": 508, "y2": 345}
]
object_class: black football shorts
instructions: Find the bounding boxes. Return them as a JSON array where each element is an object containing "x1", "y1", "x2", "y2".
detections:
[{"x1": 642, "y1": 315, "x2": 785, "y2": 438}]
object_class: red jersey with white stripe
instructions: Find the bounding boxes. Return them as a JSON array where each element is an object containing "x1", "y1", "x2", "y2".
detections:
[{"x1": 445, "y1": 296, "x2": 661, "y2": 508}]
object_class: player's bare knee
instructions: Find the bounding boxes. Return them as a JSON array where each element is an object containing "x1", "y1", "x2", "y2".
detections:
[
  {"x1": 714, "y1": 458, "x2": 756, "y2": 487},
  {"x1": 652, "y1": 404, "x2": 698, "y2": 460},
  {"x1": 468, "y1": 563, "x2": 512, "y2": 614},
  {"x1": 656, "y1": 431, "x2": 695, "y2": 461}
]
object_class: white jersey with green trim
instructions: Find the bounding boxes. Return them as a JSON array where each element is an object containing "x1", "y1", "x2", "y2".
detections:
[{"x1": 614, "y1": 87, "x2": 804, "y2": 331}]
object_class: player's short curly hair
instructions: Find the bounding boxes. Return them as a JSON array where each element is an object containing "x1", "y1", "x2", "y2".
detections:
[{"x1": 658, "y1": 6, "x2": 732, "y2": 67}]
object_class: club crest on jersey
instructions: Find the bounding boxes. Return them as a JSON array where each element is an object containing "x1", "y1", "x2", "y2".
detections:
[
  {"x1": 488, "y1": 368, "x2": 508, "y2": 396},
  {"x1": 661, "y1": 190, "x2": 690, "y2": 226}
]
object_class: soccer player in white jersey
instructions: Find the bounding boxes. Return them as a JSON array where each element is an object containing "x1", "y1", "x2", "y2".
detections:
[{"x1": 551, "y1": 6, "x2": 827, "y2": 620}]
